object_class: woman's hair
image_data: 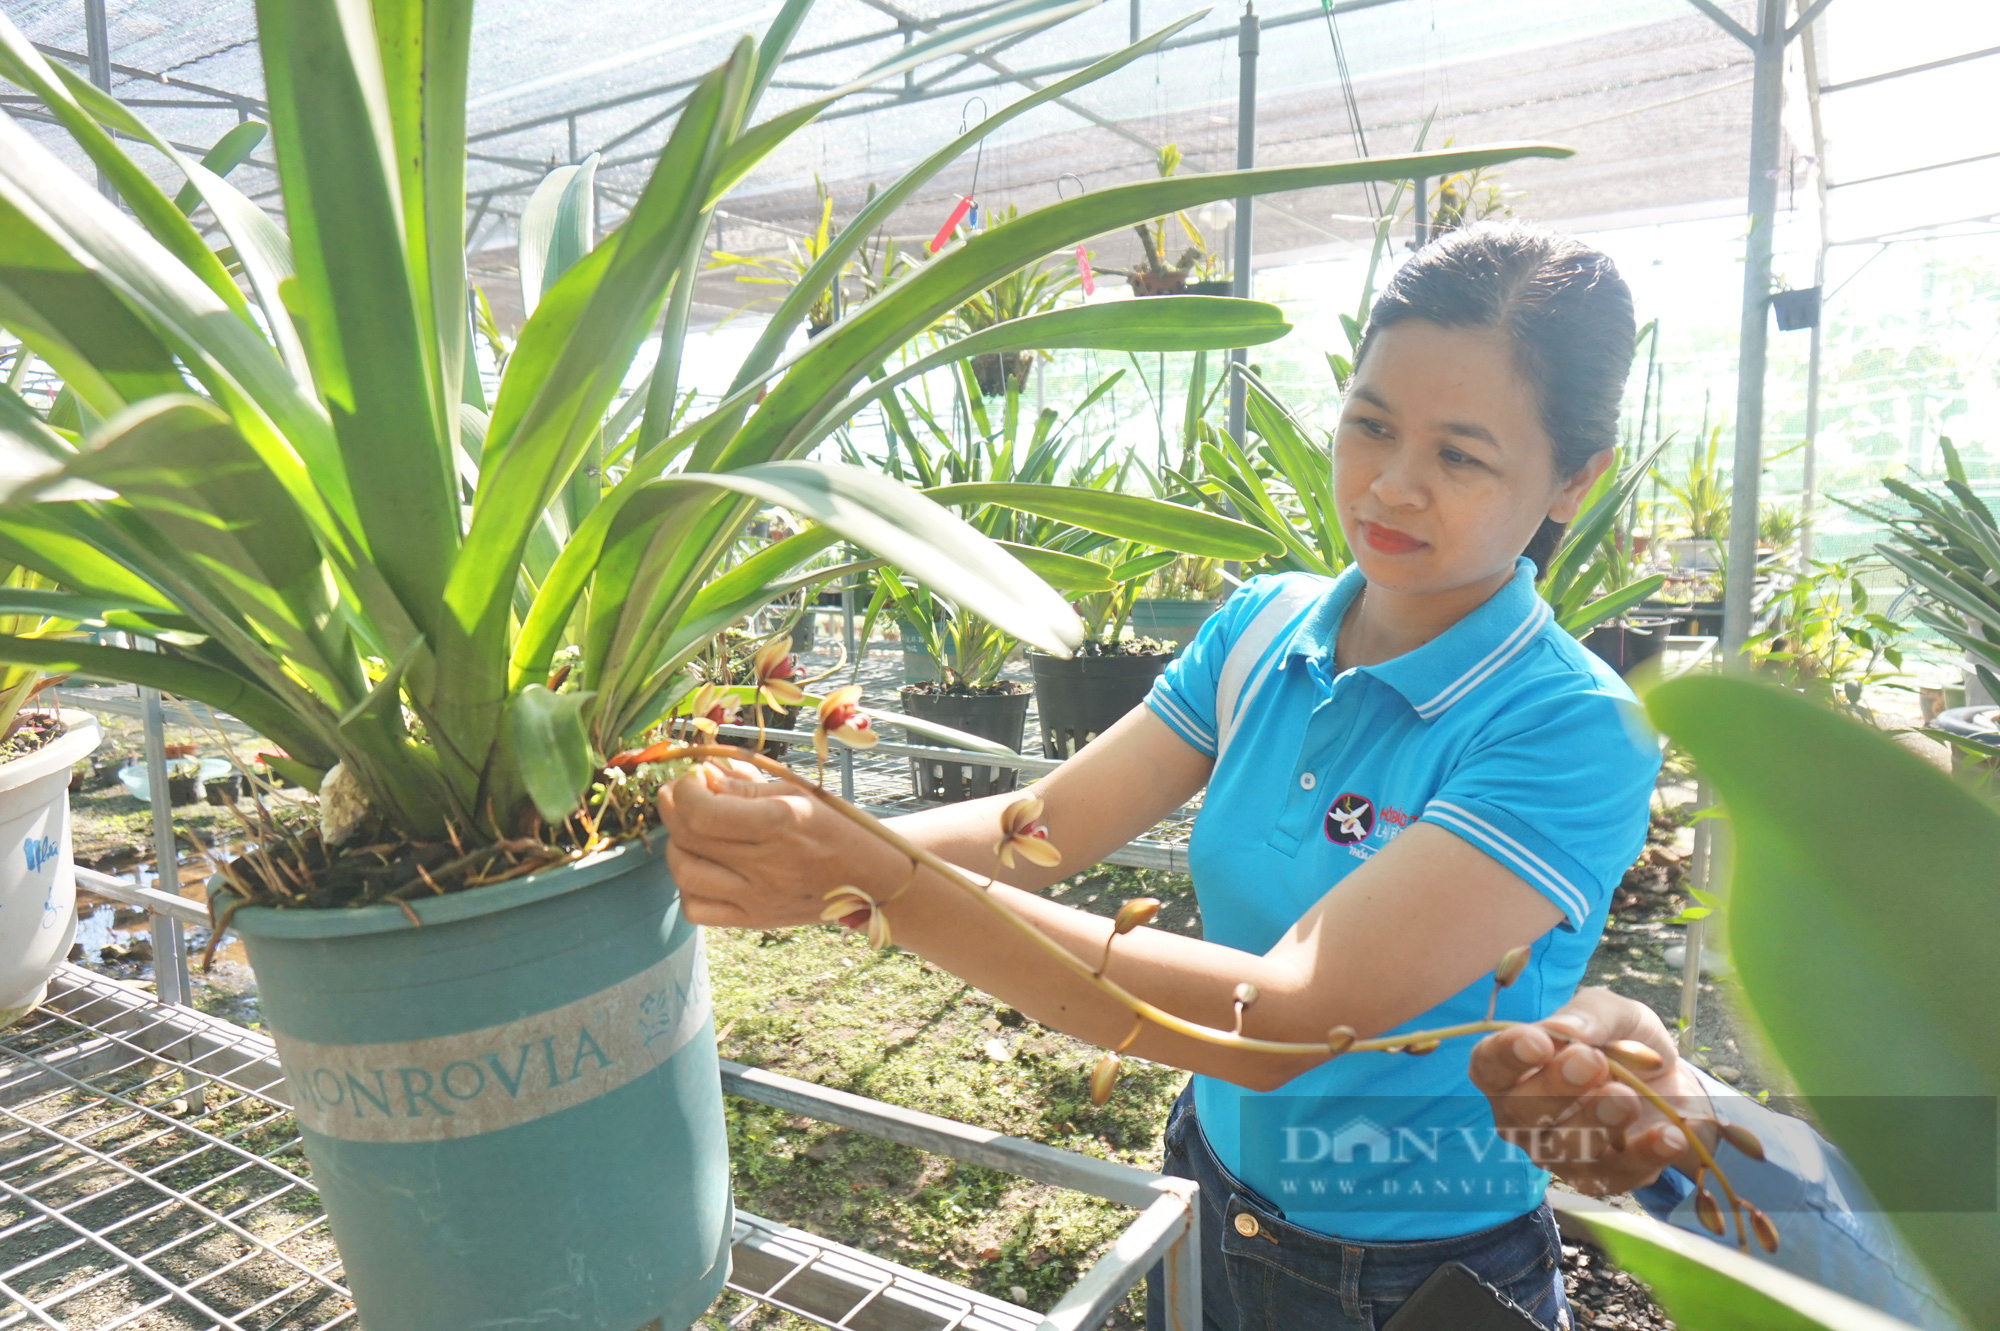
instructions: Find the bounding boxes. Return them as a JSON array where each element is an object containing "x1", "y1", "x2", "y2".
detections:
[{"x1": 1354, "y1": 221, "x2": 1637, "y2": 575}]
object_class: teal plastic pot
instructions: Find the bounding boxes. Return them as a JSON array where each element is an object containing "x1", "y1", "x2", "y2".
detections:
[
  {"x1": 224, "y1": 833, "x2": 730, "y2": 1331},
  {"x1": 1127, "y1": 598, "x2": 1218, "y2": 646}
]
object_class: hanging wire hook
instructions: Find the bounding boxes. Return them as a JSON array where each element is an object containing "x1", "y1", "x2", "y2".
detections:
[
  {"x1": 1057, "y1": 175, "x2": 1096, "y2": 296},
  {"x1": 931, "y1": 97, "x2": 990, "y2": 252},
  {"x1": 960, "y1": 97, "x2": 989, "y2": 226}
]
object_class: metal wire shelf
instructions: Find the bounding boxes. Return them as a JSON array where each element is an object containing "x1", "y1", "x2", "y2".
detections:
[
  {"x1": 0, "y1": 953, "x2": 1196, "y2": 1331},
  {"x1": 0, "y1": 967, "x2": 349, "y2": 1330}
]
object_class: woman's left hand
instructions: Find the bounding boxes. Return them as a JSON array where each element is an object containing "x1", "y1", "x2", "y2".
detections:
[{"x1": 655, "y1": 761, "x2": 910, "y2": 929}]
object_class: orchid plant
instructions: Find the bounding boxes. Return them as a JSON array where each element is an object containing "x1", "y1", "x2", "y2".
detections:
[{"x1": 0, "y1": 0, "x2": 1560, "y2": 900}]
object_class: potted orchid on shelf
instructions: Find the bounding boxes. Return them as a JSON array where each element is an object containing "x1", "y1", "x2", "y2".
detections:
[
  {"x1": 0, "y1": 562, "x2": 98, "y2": 1027},
  {"x1": 852, "y1": 359, "x2": 1281, "y2": 789},
  {"x1": 0, "y1": 0, "x2": 1573, "y2": 1322}
]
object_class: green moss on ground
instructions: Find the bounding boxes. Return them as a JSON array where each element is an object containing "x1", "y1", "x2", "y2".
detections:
[{"x1": 702, "y1": 863, "x2": 1195, "y2": 1328}]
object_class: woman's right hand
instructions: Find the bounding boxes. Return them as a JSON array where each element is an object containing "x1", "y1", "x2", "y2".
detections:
[
  {"x1": 657, "y1": 761, "x2": 912, "y2": 930},
  {"x1": 1468, "y1": 987, "x2": 1718, "y2": 1196}
]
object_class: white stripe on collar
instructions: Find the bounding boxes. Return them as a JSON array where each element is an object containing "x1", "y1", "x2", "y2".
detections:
[{"x1": 1413, "y1": 597, "x2": 1553, "y2": 720}]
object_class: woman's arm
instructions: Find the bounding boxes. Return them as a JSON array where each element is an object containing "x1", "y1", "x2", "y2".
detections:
[{"x1": 660, "y1": 710, "x2": 1564, "y2": 1092}]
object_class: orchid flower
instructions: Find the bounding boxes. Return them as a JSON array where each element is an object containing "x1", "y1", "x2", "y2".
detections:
[
  {"x1": 821, "y1": 885, "x2": 891, "y2": 949},
  {"x1": 684, "y1": 683, "x2": 742, "y2": 739},
  {"x1": 749, "y1": 639, "x2": 807, "y2": 709},
  {"x1": 812, "y1": 685, "x2": 878, "y2": 765},
  {"x1": 995, "y1": 796, "x2": 1061, "y2": 870}
]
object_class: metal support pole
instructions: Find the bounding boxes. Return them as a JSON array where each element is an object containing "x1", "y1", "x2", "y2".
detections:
[
  {"x1": 1799, "y1": 244, "x2": 1824, "y2": 566},
  {"x1": 1717, "y1": 0, "x2": 1788, "y2": 667},
  {"x1": 1225, "y1": 4, "x2": 1259, "y2": 446},
  {"x1": 1130, "y1": 0, "x2": 1141, "y2": 44},
  {"x1": 83, "y1": 0, "x2": 114, "y2": 199},
  {"x1": 1677, "y1": 783, "x2": 1716, "y2": 1055},
  {"x1": 1680, "y1": 0, "x2": 1830, "y2": 1033},
  {"x1": 134, "y1": 640, "x2": 189, "y2": 1008},
  {"x1": 840, "y1": 580, "x2": 857, "y2": 802},
  {"x1": 1412, "y1": 175, "x2": 1428, "y2": 247},
  {"x1": 1158, "y1": 1178, "x2": 1202, "y2": 1331},
  {"x1": 1796, "y1": 0, "x2": 1831, "y2": 567}
]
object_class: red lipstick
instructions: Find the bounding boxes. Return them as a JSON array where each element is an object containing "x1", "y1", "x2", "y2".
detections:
[{"x1": 1362, "y1": 522, "x2": 1426, "y2": 555}]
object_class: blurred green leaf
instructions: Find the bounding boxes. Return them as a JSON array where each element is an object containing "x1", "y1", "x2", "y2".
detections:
[
  {"x1": 927, "y1": 481, "x2": 1281, "y2": 561},
  {"x1": 1647, "y1": 673, "x2": 1997, "y2": 1327},
  {"x1": 1564, "y1": 1201, "x2": 1926, "y2": 1330}
]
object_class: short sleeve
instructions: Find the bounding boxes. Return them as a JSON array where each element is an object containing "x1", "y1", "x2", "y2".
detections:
[
  {"x1": 1420, "y1": 685, "x2": 1660, "y2": 930},
  {"x1": 1144, "y1": 576, "x2": 1292, "y2": 758}
]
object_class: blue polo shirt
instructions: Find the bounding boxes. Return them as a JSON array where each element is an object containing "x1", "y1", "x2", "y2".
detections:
[{"x1": 1145, "y1": 558, "x2": 1660, "y2": 1241}]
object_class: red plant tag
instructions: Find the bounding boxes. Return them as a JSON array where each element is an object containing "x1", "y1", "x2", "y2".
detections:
[
  {"x1": 929, "y1": 195, "x2": 973, "y2": 253},
  {"x1": 1074, "y1": 243, "x2": 1095, "y2": 296}
]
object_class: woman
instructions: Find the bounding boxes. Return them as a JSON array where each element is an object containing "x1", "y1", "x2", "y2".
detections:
[{"x1": 658, "y1": 222, "x2": 1661, "y2": 1331}]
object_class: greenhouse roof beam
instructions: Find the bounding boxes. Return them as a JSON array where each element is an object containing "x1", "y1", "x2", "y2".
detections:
[
  {"x1": 855, "y1": 0, "x2": 1156, "y2": 158},
  {"x1": 1787, "y1": 0, "x2": 1834, "y2": 39},
  {"x1": 1829, "y1": 146, "x2": 2000, "y2": 192},
  {"x1": 465, "y1": 21, "x2": 901, "y2": 146},
  {"x1": 27, "y1": 41, "x2": 267, "y2": 116},
  {"x1": 1819, "y1": 42, "x2": 2000, "y2": 94},
  {"x1": 1682, "y1": 0, "x2": 1753, "y2": 48}
]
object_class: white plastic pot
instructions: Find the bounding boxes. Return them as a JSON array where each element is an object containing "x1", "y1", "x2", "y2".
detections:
[{"x1": 0, "y1": 709, "x2": 100, "y2": 1023}]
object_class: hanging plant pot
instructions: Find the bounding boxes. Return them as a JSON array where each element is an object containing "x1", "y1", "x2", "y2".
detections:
[
  {"x1": 1126, "y1": 598, "x2": 1218, "y2": 646},
  {"x1": 1581, "y1": 615, "x2": 1676, "y2": 676},
  {"x1": 223, "y1": 834, "x2": 730, "y2": 1331},
  {"x1": 1028, "y1": 647, "x2": 1176, "y2": 759},
  {"x1": 1127, "y1": 268, "x2": 1189, "y2": 297},
  {"x1": 898, "y1": 683, "x2": 1030, "y2": 803},
  {"x1": 1771, "y1": 287, "x2": 1821, "y2": 331},
  {"x1": 970, "y1": 350, "x2": 1035, "y2": 397},
  {"x1": 0, "y1": 711, "x2": 99, "y2": 1027}
]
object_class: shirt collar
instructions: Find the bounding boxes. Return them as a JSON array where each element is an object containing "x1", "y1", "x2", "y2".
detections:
[{"x1": 1287, "y1": 557, "x2": 1552, "y2": 720}]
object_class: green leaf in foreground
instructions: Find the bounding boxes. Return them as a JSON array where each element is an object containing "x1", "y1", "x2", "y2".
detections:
[
  {"x1": 1563, "y1": 1201, "x2": 1927, "y2": 1331},
  {"x1": 1645, "y1": 673, "x2": 1994, "y2": 1329}
]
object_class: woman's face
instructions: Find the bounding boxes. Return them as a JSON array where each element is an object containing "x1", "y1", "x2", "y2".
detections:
[{"x1": 1334, "y1": 319, "x2": 1608, "y2": 598}]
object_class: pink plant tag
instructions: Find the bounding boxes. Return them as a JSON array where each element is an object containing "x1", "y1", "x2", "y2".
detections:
[
  {"x1": 928, "y1": 195, "x2": 973, "y2": 254},
  {"x1": 1074, "y1": 244, "x2": 1095, "y2": 296}
]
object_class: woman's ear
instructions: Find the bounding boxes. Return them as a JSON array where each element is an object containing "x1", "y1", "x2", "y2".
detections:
[{"x1": 1548, "y1": 449, "x2": 1614, "y2": 524}]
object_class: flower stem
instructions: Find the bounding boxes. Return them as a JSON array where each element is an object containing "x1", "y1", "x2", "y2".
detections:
[{"x1": 1601, "y1": 1059, "x2": 1753, "y2": 1250}]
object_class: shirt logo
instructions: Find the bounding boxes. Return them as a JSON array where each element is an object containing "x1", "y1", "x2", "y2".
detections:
[{"x1": 1324, "y1": 793, "x2": 1375, "y2": 845}]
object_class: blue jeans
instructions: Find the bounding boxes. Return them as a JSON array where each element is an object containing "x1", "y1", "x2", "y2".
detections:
[{"x1": 1145, "y1": 1081, "x2": 1570, "y2": 1331}]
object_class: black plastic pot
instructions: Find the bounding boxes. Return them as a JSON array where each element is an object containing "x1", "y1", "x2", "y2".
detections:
[
  {"x1": 1771, "y1": 287, "x2": 1821, "y2": 332},
  {"x1": 1184, "y1": 279, "x2": 1233, "y2": 296},
  {"x1": 718, "y1": 704, "x2": 799, "y2": 759},
  {"x1": 898, "y1": 686, "x2": 1031, "y2": 803},
  {"x1": 789, "y1": 609, "x2": 816, "y2": 654},
  {"x1": 1639, "y1": 598, "x2": 1724, "y2": 639},
  {"x1": 204, "y1": 772, "x2": 247, "y2": 806},
  {"x1": 1582, "y1": 616, "x2": 1676, "y2": 676},
  {"x1": 1028, "y1": 650, "x2": 1174, "y2": 759}
]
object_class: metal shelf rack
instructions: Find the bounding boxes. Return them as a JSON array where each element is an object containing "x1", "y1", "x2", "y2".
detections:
[{"x1": 36, "y1": 876, "x2": 1199, "y2": 1331}]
